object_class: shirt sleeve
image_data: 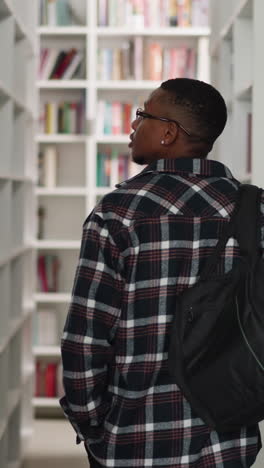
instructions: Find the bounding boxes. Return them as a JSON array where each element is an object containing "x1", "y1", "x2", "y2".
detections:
[{"x1": 60, "y1": 211, "x2": 124, "y2": 443}]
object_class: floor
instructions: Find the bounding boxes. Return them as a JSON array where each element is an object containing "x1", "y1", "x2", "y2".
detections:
[
  {"x1": 23, "y1": 419, "x2": 264, "y2": 468},
  {"x1": 22, "y1": 419, "x2": 89, "y2": 468}
]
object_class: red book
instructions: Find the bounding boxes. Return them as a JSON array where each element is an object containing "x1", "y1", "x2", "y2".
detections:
[
  {"x1": 52, "y1": 48, "x2": 77, "y2": 79},
  {"x1": 45, "y1": 363, "x2": 57, "y2": 397},
  {"x1": 37, "y1": 255, "x2": 49, "y2": 292},
  {"x1": 35, "y1": 361, "x2": 46, "y2": 397}
]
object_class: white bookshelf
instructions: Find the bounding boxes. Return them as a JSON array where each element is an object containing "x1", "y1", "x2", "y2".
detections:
[
  {"x1": 210, "y1": 0, "x2": 264, "y2": 188},
  {"x1": 35, "y1": 0, "x2": 210, "y2": 412},
  {"x1": 0, "y1": 0, "x2": 37, "y2": 465}
]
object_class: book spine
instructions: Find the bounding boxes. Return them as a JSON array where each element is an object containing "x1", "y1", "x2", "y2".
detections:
[
  {"x1": 112, "y1": 101, "x2": 122, "y2": 134},
  {"x1": 134, "y1": 36, "x2": 143, "y2": 81},
  {"x1": 43, "y1": 145, "x2": 57, "y2": 187},
  {"x1": 148, "y1": 43, "x2": 162, "y2": 81},
  {"x1": 47, "y1": 0, "x2": 57, "y2": 26},
  {"x1": 45, "y1": 363, "x2": 57, "y2": 397},
  {"x1": 98, "y1": 0, "x2": 108, "y2": 26}
]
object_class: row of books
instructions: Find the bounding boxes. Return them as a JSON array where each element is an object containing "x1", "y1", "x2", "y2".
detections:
[
  {"x1": 39, "y1": 98, "x2": 86, "y2": 134},
  {"x1": 97, "y1": 101, "x2": 137, "y2": 135},
  {"x1": 98, "y1": 41, "x2": 196, "y2": 81},
  {"x1": 97, "y1": 149, "x2": 138, "y2": 187},
  {"x1": 39, "y1": 48, "x2": 85, "y2": 80},
  {"x1": 98, "y1": 0, "x2": 209, "y2": 28},
  {"x1": 37, "y1": 254, "x2": 60, "y2": 292},
  {"x1": 35, "y1": 360, "x2": 63, "y2": 398},
  {"x1": 39, "y1": 0, "x2": 85, "y2": 26}
]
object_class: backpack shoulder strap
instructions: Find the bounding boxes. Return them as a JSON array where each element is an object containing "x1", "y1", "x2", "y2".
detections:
[
  {"x1": 200, "y1": 184, "x2": 261, "y2": 281},
  {"x1": 234, "y1": 184, "x2": 261, "y2": 261}
]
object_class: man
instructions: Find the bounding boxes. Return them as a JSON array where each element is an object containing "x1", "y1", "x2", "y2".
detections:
[{"x1": 60, "y1": 78, "x2": 262, "y2": 467}]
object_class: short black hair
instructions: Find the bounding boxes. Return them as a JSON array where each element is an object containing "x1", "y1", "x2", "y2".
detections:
[{"x1": 160, "y1": 78, "x2": 227, "y2": 144}]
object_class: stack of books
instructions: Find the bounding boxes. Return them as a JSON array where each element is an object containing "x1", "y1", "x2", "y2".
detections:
[
  {"x1": 38, "y1": 48, "x2": 85, "y2": 80},
  {"x1": 98, "y1": 40, "x2": 196, "y2": 81},
  {"x1": 97, "y1": 0, "x2": 209, "y2": 28}
]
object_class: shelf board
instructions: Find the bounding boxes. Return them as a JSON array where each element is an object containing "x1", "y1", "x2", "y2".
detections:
[
  {"x1": 96, "y1": 134, "x2": 130, "y2": 144},
  {"x1": 96, "y1": 26, "x2": 210, "y2": 37},
  {"x1": 0, "y1": 173, "x2": 35, "y2": 183},
  {"x1": 35, "y1": 292, "x2": 71, "y2": 303},
  {"x1": 36, "y1": 134, "x2": 87, "y2": 143},
  {"x1": 37, "y1": 80, "x2": 87, "y2": 89},
  {"x1": 35, "y1": 240, "x2": 80, "y2": 249},
  {"x1": 33, "y1": 346, "x2": 61, "y2": 358},
  {"x1": 0, "y1": 243, "x2": 34, "y2": 269},
  {"x1": 36, "y1": 187, "x2": 87, "y2": 196},
  {"x1": 37, "y1": 26, "x2": 88, "y2": 36},
  {"x1": 96, "y1": 80, "x2": 160, "y2": 90},
  {"x1": 33, "y1": 397, "x2": 60, "y2": 408},
  {"x1": 0, "y1": 80, "x2": 33, "y2": 116}
]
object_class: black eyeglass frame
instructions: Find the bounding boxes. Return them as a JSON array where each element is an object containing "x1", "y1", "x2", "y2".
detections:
[{"x1": 135, "y1": 108, "x2": 208, "y2": 143}]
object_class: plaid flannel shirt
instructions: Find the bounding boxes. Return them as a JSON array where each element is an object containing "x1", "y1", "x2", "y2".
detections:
[{"x1": 60, "y1": 158, "x2": 263, "y2": 467}]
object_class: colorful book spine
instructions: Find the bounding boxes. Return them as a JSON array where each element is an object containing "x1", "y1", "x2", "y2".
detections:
[
  {"x1": 35, "y1": 361, "x2": 58, "y2": 398},
  {"x1": 96, "y1": 0, "x2": 209, "y2": 27}
]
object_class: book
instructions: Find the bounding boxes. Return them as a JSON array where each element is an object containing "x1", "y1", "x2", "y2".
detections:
[
  {"x1": 47, "y1": 0, "x2": 57, "y2": 26},
  {"x1": 45, "y1": 363, "x2": 57, "y2": 397},
  {"x1": 134, "y1": 36, "x2": 143, "y2": 81},
  {"x1": 148, "y1": 43, "x2": 163, "y2": 80},
  {"x1": 37, "y1": 206, "x2": 46, "y2": 239},
  {"x1": 191, "y1": 0, "x2": 209, "y2": 27},
  {"x1": 61, "y1": 50, "x2": 84, "y2": 79},
  {"x1": 98, "y1": 0, "x2": 108, "y2": 26},
  {"x1": 40, "y1": 49, "x2": 59, "y2": 80},
  {"x1": 52, "y1": 48, "x2": 77, "y2": 79},
  {"x1": 56, "y1": 0, "x2": 71, "y2": 26},
  {"x1": 43, "y1": 145, "x2": 57, "y2": 187},
  {"x1": 177, "y1": 0, "x2": 191, "y2": 27},
  {"x1": 37, "y1": 254, "x2": 60, "y2": 292}
]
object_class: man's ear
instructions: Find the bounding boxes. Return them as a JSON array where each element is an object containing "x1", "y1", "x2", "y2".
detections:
[{"x1": 163, "y1": 121, "x2": 179, "y2": 145}]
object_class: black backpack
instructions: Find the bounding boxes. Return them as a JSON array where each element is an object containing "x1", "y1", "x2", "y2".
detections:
[{"x1": 168, "y1": 184, "x2": 264, "y2": 432}]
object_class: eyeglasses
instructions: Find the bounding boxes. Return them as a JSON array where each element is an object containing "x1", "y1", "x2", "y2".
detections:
[{"x1": 135, "y1": 108, "x2": 207, "y2": 143}]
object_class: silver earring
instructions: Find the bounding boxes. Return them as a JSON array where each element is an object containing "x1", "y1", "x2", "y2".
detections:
[{"x1": 161, "y1": 140, "x2": 165, "y2": 145}]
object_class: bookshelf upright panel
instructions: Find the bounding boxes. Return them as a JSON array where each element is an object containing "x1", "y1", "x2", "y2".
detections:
[
  {"x1": 0, "y1": 0, "x2": 37, "y2": 466},
  {"x1": 210, "y1": 0, "x2": 264, "y2": 187}
]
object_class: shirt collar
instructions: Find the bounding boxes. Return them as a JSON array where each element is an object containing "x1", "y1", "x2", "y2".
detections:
[{"x1": 141, "y1": 157, "x2": 234, "y2": 179}]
